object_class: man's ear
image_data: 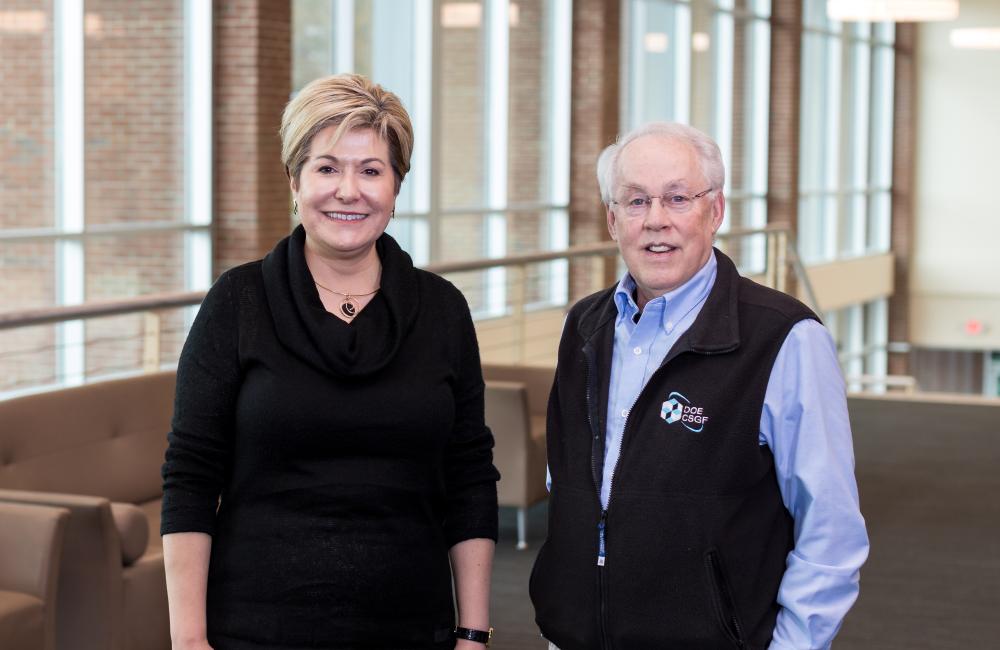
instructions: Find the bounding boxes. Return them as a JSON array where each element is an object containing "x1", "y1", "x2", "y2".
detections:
[
  {"x1": 606, "y1": 205, "x2": 618, "y2": 241},
  {"x1": 710, "y1": 192, "x2": 725, "y2": 234}
]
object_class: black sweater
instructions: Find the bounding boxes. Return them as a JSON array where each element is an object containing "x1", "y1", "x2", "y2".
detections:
[{"x1": 161, "y1": 227, "x2": 499, "y2": 649}]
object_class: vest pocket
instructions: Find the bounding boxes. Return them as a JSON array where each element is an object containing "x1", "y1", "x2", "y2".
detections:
[{"x1": 704, "y1": 548, "x2": 747, "y2": 649}]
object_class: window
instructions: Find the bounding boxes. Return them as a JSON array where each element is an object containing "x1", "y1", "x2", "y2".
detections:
[
  {"x1": 624, "y1": 0, "x2": 772, "y2": 273},
  {"x1": 0, "y1": 0, "x2": 212, "y2": 392},
  {"x1": 292, "y1": 0, "x2": 572, "y2": 317},
  {"x1": 825, "y1": 297, "x2": 888, "y2": 391},
  {"x1": 799, "y1": 0, "x2": 894, "y2": 264}
]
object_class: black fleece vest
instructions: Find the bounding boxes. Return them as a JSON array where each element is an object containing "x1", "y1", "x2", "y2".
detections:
[{"x1": 530, "y1": 250, "x2": 818, "y2": 650}]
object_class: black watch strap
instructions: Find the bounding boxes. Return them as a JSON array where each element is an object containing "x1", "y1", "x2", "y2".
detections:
[{"x1": 454, "y1": 626, "x2": 493, "y2": 646}]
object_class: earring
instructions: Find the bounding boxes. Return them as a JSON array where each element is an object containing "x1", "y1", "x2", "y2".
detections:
[{"x1": 293, "y1": 200, "x2": 298, "y2": 215}]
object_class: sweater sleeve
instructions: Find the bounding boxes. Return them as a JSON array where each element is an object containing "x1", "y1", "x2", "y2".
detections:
[
  {"x1": 442, "y1": 293, "x2": 500, "y2": 547},
  {"x1": 160, "y1": 272, "x2": 241, "y2": 536}
]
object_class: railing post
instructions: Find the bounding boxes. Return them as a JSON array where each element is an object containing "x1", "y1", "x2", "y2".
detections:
[
  {"x1": 143, "y1": 311, "x2": 162, "y2": 372},
  {"x1": 510, "y1": 265, "x2": 526, "y2": 363},
  {"x1": 765, "y1": 232, "x2": 776, "y2": 288},
  {"x1": 775, "y1": 229, "x2": 787, "y2": 294}
]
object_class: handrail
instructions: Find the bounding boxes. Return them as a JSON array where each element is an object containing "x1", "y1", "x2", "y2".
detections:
[
  {"x1": 783, "y1": 238, "x2": 820, "y2": 311},
  {"x1": 0, "y1": 221, "x2": 211, "y2": 243},
  {"x1": 0, "y1": 291, "x2": 206, "y2": 330},
  {"x1": 845, "y1": 374, "x2": 918, "y2": 394},
  {"x1": 0, "y1": 223, "x2": 802, "y2": 331},
  {"x1": 431, "y1": 223, "x2": 798, "y2": 272}
]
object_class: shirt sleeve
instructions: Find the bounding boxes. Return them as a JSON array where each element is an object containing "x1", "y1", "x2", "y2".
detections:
[
  {"x1": 760, "y1": 319, "x2": 870, "y2": 650},
  {"x1": 160, "y1": 273, "x2": 241, "y2": 536},
  {"x1": 442, "y1": 293, "x2": 500, "y2": 547}
]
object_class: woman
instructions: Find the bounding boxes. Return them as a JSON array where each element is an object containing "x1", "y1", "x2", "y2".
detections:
[{"x1": 161, "y1": 74, "x2": 499, "y2": 650}]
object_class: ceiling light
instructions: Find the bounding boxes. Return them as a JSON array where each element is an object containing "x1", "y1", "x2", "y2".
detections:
[
  {"x1": 950, "y1": 27, "x2": 1000, "y2": 49},
  {"x1": 692, "y1": 32, "x2": 711, "y2": 52},
  {"x1": 644, "y1": 32, "x2": 668, "y2": 53},
  {"x1": 827, "y1": 0, "x2": 959, "y2": 22},
  {"x1": 0, "y1": 10, "x2": 46, "y2": 33},
  {"x1": 442, "y1": 3, "x2": 481, "y2": 28},
  {"x1": 441, "y1": 2, "x2": 520, "y2": 28}
]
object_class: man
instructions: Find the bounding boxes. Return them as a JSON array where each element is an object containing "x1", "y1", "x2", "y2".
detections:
[{"x1": 529, "y1": 122, "x2": 868, "y2": 650}]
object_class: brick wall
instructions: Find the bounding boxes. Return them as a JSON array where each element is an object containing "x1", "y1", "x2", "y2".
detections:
[
  {"x1": 568, "y1": 0, "x2": 620, "y2": 299},
  {"x1": 888, "y1": 23, "x2": 916, "y2": 376},
  {"x1": 83, "y1": 1, "x2": 187, "y2": 375},
  {"x1": 766, "y1": 0, "x2": 802, "y2": 297},
  {"x1": 213, "y1": 0, "x2": 291, "y2": 275},
  {"x1": 0, "y1": 1, "x2": 293, "y2": 390},
  {"x1": 84, "y1": 1, "x2": 184, "y2": 227},
  {"x1": 0, "y1": 3, "x2": 58, "y2": 389},
  {"x1": 437, "y1": 0, "x2": 487, "y2": 309},
  {"x1": 0, "y1": 1, "x2": 55, "y2": 232},
  {"x1": 766, "y1": 0, "x2": 801, "y2": 231}
]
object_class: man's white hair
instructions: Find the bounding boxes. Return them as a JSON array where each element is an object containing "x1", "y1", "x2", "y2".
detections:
[{"x1": 596, "y1": 122, "x2": 726, "y2": 205}]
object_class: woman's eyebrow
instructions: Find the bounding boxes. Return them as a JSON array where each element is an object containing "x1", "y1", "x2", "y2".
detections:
[{"x1": 313, "y1": 154, "x2": 386, "y2": 165}]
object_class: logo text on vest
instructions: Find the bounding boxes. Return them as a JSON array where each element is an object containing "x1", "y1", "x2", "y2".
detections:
[{"x1": 660, "y1": 391, "x2": 709, "y2": 432}]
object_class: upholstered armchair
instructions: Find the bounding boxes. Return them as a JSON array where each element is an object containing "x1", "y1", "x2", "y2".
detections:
[
  {"x1": 482, "y1": 364, "x2": 553, "y2": 549},
  {"x1": 0, "y1": 370, "x2": 175, "y2": 650},
  {"x1": 0, "y1": 501, "x2": 69, "y2": 650}
]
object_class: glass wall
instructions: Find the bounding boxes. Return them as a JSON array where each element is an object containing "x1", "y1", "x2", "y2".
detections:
[
  {"x1": 292, "y1": 0, "x2": 572, "y2": 317},
  {"x1": 799, "y1": 0, "x2": 894, "y2": 381},
  {"x1": 0, "y1": 0, "x2": 212, "y2": 393},
  {"x1": 625, "y1": 0, "x2": 771, "y2": 273},
  {"x1": 825, "y1": 297, "x2": 888, "y2": 391},
  {"x1": 799, "y1": 0, "x2": 894, "y2": 264}
]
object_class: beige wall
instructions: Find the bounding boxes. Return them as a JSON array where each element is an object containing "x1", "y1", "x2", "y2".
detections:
[
  {"x1": 913, "y1": 0, "x2": 1000, "y2": 349},
  {"x1": 802, "y1": 253, "x2": 894, "y2": 313}
]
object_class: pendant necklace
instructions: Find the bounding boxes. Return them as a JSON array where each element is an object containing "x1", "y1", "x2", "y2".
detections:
[{"x1": 314, "y1": 279, "x2": 380, "y2": 320}]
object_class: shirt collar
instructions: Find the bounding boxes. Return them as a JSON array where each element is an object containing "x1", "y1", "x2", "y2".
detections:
[{"x1": 613, "y1": 251, "x2": 718, "y2": 332}]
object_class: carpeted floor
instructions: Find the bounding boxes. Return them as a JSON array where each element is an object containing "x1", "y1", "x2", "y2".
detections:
[{"x1": 490, "y1": 395, "x2": 1000, "y2": 650}]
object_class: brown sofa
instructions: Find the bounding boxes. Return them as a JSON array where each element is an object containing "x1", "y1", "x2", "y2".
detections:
[
  {"x1": 0, "y1": 371, "x2": 175, "y2": 650},
  {"x1": 0, "y1": 501, "x2": 68, "y2": 650},
  {"x1": 482, "y1": 364, "x2": 553, "y2": 549}
]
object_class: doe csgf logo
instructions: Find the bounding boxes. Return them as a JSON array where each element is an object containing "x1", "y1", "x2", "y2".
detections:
[{"x1": 660, "y1": 391, "x2": 709, "y2": 432}]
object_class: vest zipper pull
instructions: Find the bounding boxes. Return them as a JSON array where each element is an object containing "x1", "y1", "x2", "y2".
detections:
[{"x1": 597, "y1": 511, "x2": 607, "y2": 566}]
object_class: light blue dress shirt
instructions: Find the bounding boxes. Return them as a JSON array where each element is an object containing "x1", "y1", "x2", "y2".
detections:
[{"x1": 601, "y1": 251, "x2": 869, "y2": 650}]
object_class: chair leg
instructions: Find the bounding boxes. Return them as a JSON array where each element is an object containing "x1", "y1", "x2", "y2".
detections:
[{"x1": 517, "y1": 507, "x2": 528, "y2": 550}]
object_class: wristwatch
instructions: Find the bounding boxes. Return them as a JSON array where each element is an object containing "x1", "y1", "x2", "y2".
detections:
[{"x1": 453, "y1": 626, "x2": 493, "y2": 646}]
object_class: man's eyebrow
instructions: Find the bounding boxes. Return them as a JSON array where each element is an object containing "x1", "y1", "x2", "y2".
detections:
[
  {"x1": 619, "y1": 180, "x2": 689, "y2": 192},
  {"x1": 313, "y1": 154, "x2": 386, "y2": 165}
]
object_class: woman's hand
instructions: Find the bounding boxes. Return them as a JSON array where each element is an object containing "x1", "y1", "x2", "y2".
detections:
[
  {"x1": 455, "y1": 640, "x2": 488, "y2": 650},
  {"x1": 172, "y1": 640, "x2": 213, "y2": 650}
]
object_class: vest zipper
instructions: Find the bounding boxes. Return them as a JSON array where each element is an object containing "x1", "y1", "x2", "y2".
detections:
[
  {"x1": 585, "y1": 350, "x2": 614, "y2": 650},
  {"x1": 597, "y1": 510, "x2": 612, "y2": 649},
  {"x1": 595, "y1": 393, "x2": 641, "y2": 650},
  {"x1": 602, "y1": 395, "x2": 637, "y2": 518}
]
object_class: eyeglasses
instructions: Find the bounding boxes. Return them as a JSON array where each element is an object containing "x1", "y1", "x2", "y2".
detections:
[{"x1": 610, "y1": 187, "x2": 714, "y2": 218}]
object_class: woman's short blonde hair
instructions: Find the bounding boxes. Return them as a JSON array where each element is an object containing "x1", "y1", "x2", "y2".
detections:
[{"x1": 280, "y1": 74, "x2": 414, "y2": 193}]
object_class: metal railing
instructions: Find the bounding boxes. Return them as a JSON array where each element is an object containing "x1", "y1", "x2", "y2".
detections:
[{"x1": 0, "y1": 224, "x2": 820, "y2": 394}]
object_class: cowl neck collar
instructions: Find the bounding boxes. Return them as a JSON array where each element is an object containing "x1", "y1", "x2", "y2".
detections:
[{"x1": 261, "y1": 225, "x2": 420, "y2": 378}]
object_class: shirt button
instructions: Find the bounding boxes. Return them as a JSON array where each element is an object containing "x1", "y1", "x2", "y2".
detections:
[
  {"x1": 666, "y1": 321, "x2": 674, "y2": 330},
  {"x1": 633, "y1": 346, "x2": 642, "y2": 355},
  {"x1": 620, "y1": 409, "x2": 628, "y2": 418}
]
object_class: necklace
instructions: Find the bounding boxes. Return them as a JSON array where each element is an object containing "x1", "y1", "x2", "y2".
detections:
[{"x1": 314, "y1": 280, "x2": 380, "y2": 319}]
